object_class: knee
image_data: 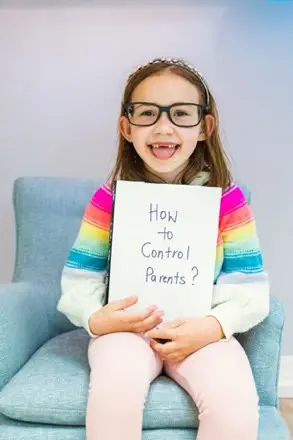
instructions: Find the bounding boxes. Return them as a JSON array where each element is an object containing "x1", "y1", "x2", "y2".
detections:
[
  {"x1": 218, "y1": 404, "x2": 258, "y2": 432},
  {"x1": 87, "y1": 333, "x2": 160, "y2": 414},
  {"x1": 88, "y1": 367, "x2": 151, "y2": 409},
  {"x1": 90, "y1": 364, "x2": 145, "y2": 390},
  {"x1": 201, "y1": 393, "x2": 259, "y2": 436}
]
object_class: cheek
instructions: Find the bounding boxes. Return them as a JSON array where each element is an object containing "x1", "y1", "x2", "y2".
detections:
[
  {"x1": 180, "y1": 128, "x2": 201, "y2": 148},
  {"x1": 131, "y1": 127, "x2": 152, "y2": 146}
]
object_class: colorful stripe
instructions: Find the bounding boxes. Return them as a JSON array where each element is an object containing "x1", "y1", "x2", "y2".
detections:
[
  {"x1": 215, "y1": 183, "x2": 264, "y2": 277},
  {"x1": 65, "y1": 184, "x2": 112, "y2": 272},
  {"x1": 65, "y1": 182, "x2": 264, "y2": 280}
]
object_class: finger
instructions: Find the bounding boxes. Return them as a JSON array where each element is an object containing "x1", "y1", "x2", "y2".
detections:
[
  {"x1": 108, "y1": 296, "x2": 138, "y2": 311},
  {"x1": 149, "y1": 340, "x2": 177, "y2": 356},
  {"x1": 132, "y1": 312, "x2": 164, "y2": 333},
  {"x1": 161, "y1": 319, "x2": 185, "y2": 329},
  {"x1": 124, "y1": 306, "x2": 160, "y2": 324},
  {"x1": 152, "y1": 344, "x2": 183, "y2": 363},
  {"x1": 145, "y1": 327, "x2": 174, "y2": 340},
  {"x1": 164, "y1": 353, "x2": 184, "y2": 364}
]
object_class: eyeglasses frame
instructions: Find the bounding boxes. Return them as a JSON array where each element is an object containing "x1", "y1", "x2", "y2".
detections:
[{"x1": 123, "y1": 102, "x2": 208, "y2": 128}]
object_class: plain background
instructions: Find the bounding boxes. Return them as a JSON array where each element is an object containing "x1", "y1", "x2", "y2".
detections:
[{"x1": 0, "y1": 0, "x2": 292, "y2": 355}]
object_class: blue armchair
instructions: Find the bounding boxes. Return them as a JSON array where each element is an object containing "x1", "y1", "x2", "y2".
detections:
[{"x1": 0, "y1": 176, "x2": 290, "y2": 440}]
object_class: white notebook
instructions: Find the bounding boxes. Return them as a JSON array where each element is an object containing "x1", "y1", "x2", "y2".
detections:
[{"x1": 105, "y1": 180, "x2": 221, "y2": 322}]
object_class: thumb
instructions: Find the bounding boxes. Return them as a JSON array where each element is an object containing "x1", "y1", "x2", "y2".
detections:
[{"x1": 108, "y1": 295, "x2": 138, "y2": 311}]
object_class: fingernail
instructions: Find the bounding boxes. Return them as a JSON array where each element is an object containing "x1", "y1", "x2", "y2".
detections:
[{"x1": 149, "y1": 305, "x2": 158, "y2": 310}]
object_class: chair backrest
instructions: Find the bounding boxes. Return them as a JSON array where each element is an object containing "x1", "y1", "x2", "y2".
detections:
[
  {"x1": 12, "y1": 176, "x2": 102, "y2": 283},
  {"x1": 12, "y1": 176, "x2": 251, "y2": 284}
]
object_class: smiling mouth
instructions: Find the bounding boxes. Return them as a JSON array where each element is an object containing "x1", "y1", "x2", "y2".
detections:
[{"x1": 148, "y1": 143, "x2": 179, "y2": 160}]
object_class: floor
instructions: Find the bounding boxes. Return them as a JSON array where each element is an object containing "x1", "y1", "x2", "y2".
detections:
[{"x1": 280, "y1": 399, "x2": 293, "y2": 439}]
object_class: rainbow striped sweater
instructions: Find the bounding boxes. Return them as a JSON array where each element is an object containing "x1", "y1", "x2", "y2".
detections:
[{"x1": 57, "y1": 180, "x2": 269, "y2": 339}]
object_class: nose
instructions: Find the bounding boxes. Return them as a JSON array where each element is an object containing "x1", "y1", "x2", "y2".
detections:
[{"x1": 153, "y1": 111, "x2": 175, "y2": 135}]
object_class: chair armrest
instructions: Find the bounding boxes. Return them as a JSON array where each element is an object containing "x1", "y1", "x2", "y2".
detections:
[
  {"x1": 0, "y1": 282, "x2": 57, "y2": 390},
  {"x1": 236, "y1": 295, "x2": 285, "y2": 408}
]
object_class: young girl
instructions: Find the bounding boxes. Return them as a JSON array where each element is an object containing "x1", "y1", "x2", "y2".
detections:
[{"x1": 57, "y1": 57, "x2": 269, "y2": 440}]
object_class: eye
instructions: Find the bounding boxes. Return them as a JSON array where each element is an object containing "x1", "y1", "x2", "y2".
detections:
[
  {"x1": 174, "y1": 110, "x2": 188, "y2": 117},
  {"x1": 140, "y1": 110, "x2": 155, "y2": 116}
]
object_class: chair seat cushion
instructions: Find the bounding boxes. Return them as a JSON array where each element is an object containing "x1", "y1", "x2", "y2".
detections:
[
  {"x1": 0, "y1": 329, "x2": 290, "y2": 439},
  {"x1": 0, "y1": 329, "x2": 198, "y2": 429},
  {"x1": 0, "y1": 407, "x2": 290, "y2": 440}
]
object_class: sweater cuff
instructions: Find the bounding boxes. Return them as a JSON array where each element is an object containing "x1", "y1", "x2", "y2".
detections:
[
  {"x1": 83, "y1": 306, "x2": 101, "y2": 338},
  {"x1": 207, "y1": 303, "x2": 239, "y2": 341}
]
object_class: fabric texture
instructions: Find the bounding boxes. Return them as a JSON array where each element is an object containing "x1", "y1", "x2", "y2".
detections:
[
  {"x1": 0, "y1": 296, "x2": 285, "y2": 425},
  {"x1": 0, "y1": 329, "x2": 198, "y2": 428},
  {"x1": 0, "y1": 176, "x2": 288, "y2": 440},
  {"x1": 57, "y1": 180, "x2": 269, "y2": 338},
  {"x1": 0, "y1": 408, "x2": 290, "y2": 440},
  {"x1": 63, "y1": 181, "x2": 263, "y2": 276},
  {"x1": 87, "y1": 332, "x2": 258, "y2": 440},
  {"x1": 0, "y1": 282, "x2": 57, "y2": 390}
]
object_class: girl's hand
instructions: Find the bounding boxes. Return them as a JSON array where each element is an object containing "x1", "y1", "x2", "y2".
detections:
[
  {"x1": 145, "y1": 316, "x2": 224, "y2": 363},
  {"x1": 88, "y1": 296, "x2": 164, "y2": 336}
]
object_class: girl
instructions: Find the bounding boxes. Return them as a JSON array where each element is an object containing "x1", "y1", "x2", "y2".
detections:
[{"x1": 57, "y1": 57, "x2": 269, "y2": 440}]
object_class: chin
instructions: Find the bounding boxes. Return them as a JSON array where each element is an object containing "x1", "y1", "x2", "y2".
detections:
[{"x1": 145, "y1": 161, "x2": 187, "y2": 182}]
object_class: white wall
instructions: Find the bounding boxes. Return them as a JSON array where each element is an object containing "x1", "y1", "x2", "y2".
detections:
[{"x1": 0, "y1": 1, "x2": 292, "y2": 355}]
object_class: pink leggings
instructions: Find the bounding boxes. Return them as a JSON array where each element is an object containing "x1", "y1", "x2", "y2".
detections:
[{"x1": 86, "y1": 332, "x2": 259, "y2": 440}]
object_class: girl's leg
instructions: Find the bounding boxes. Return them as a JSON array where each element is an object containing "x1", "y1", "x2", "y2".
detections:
[
  {"x1": 164, "y1": 337, "x2": 259, "y2": 440},
  {"x1": 86, "y1": 332, "x2": 163, "y2": 440}
]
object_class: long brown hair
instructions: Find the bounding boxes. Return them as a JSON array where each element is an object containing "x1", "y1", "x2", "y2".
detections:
[{"x1": 108, "y1": 59, "x2": 232, "y2": 189}]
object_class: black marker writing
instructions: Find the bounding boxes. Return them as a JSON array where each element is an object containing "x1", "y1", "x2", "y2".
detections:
[
  {"x1": 141, "y1": 202, "x2": 198, "y2": 286},
  {"x1": 149, "y1": 203, "x2": 178, "y2": 223},
  {"x1": 145, "y1": 266, "x2": 186, "y2": 285},
  {"x1": 141, "y1": 242, "x2": 190, "y2": 260},
  {"x1": 191, "y1": 266, "x2": 199, "y2": 285},
  {"x1": 157, "y1": 226, "x2": 174, "y2": 240}
]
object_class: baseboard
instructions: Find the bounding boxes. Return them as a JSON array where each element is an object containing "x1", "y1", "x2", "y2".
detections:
[{"x1": 278, "y1": 355, "x2": 293, "y2": 398}]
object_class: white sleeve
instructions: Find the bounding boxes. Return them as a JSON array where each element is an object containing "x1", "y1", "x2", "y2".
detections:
[
  {"x1": 208, "y1": 271, "x2": 270, "y2": 340},
  {"x1": 57, "y1": 266, "x2": 106, "y2": 337}
]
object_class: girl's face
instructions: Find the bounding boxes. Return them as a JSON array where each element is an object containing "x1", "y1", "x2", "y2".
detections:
[{"x1": 120, "y1": 71, "x2": 215, "y2": 183}]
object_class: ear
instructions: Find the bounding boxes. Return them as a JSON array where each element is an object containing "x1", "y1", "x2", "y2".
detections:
[
  {"x1": 198, "y1": 114, "x2": 216, "y2": 141},
  {"x1": 119, "y1": 116, "x2": 132, "y2": 143}
]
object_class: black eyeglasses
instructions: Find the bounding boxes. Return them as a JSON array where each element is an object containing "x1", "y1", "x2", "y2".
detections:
[{"x1": 124, "y1": 102, "x2": 207, "y2": 128}]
